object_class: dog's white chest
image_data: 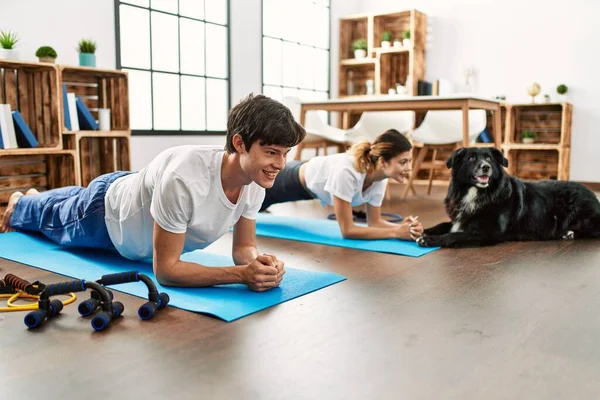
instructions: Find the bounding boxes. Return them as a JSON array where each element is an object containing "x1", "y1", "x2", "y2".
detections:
[{"x1": 453, "y1": 187, "x2": 479, "y2": 232}]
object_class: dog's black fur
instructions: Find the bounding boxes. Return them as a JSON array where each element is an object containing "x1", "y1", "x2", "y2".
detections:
[{"x1": 417, "y1": 147, "x2": 600, "y2": 248}]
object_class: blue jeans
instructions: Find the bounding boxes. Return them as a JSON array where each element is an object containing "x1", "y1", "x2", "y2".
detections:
[{"x1": 9, "y1": 171, "x2": 132, "y2": 249}]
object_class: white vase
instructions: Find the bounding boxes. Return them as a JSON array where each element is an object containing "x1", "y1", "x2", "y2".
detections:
[
  {"x1": 381, "y1": 41, "x2": 391, "y2": 48},
  {"x1": 354, "y1": 49, "x2": 366, "y2": 59},
  {"x1": 522, "y1": 138, "x2": 534, "y2": 144},
  {"x1": 0, "y1": 49, "x2": 20, "y2": 61},
  {"x1": 403, "y1": 39, "x2": 412, "y2": 48},
  {"x1": 393, "y1": 40, "x2": 402, "y2": 48},
  {"x1": 558, "y1": 94, "x2": 568, "y2": 102}
]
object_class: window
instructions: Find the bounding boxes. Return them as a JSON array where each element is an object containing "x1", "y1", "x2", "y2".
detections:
[
  {"x1": 262, "y1": 0, "x2": 330, "y2": 104},
  {"x1": 115, "y1": 0, "x2": 230, "y2": 135}
]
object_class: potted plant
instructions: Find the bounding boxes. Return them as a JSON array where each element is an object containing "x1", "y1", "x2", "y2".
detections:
[
  {"x1": 544, "y1": 93, "x2": 551, "y2": 103},
  {"x1": 556, "y1": 84, "x2": 568, "y2": 102},
  {"x1": 521, "y1": 130, "x2": 536, "y2": 144},
  {"x1": 352, "y1": 39, "x2": 367, "y2": 59},
  {"x1": 402, "y1": 30, "x2": 411, "y2": 48},
  {"x1": 36, "y1": 46, "x2": 57, "y2": 63},
  {"x1": 77, "y1": 38, "x2": 97, "y2": 67},
  {"x1": 393, "y1": 37, "x2": 402, "y2": 48},
  {"x1": 0, "y1": 30, "x2": 19, "y2": 60},
  {"x1": 381, "y1": 31, "x2": 392, "y2": 48}
]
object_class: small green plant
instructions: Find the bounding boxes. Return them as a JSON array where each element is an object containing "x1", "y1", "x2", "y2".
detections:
[
  {"x1": 556, "y1": 84, "x2": 568, "y2": 95},
  {"x1": 521, "y1": 130, "x2": 536, "y2": 139},
  {"x1": 382, "y1": 31, "x2": 392, "y2": 42},
  {"x1": 0, "y1": 30, "x2": 19, "y2": 49},
  {"x1": 35, "y1": 46, "x2": 57, "y2": 58},
  {"x1": 352, "y1": 39, "x2": 367, "y2": 51},
  {"x1": 77, "y1": 39, "x2": 97, "y2": 54},
  {"x1": 403, "y1": 29, "x2": 411, "y2": 40}
]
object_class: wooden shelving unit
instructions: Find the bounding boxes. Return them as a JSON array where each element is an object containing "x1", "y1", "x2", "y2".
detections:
[
  {"x1": 503, "y1": 103, "x2": 572, "y2": 180},
  {"x1": 0, "y1": 60, "x2": 130, "y2": 216}
]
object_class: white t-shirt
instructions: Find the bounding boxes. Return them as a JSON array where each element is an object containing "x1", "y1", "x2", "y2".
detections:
[
  {"x1": 104, "y1": 146, "x2": 265, "y2": 260},
  {"x1": 303, "y1": 152, "x2": 388, "y2": 208}
]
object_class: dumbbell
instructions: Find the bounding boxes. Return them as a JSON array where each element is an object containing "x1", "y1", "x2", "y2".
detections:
[
  {"x1": 24, "y1": 280, "x2": 122, "y2": 331},
  {"x1": 95, "y1": 271, "x2": 169, "y2": 320}
]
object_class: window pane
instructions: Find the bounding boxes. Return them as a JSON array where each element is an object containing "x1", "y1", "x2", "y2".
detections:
[
  {"x1": 206, "y1": 24, "x2": 228, "y2": 78},
  {"x1": 181, "y1": 76, "x2": 206, "y2": 130},
  {"x1": 297, "y1": 46, "x2": 313, "y2": 90},
  {"x1": 121, "y1": 0, "x2": 148, "y2": 7},
  {"x1": 314, "y1": 48, "x2": 329, "y2": 91},
  {"x1": 127, "y1": 69, "x2": 152, "y2": 129},
  {"x1": 316, "y1": 6, "x2": 330, "y2": 49},
  {"x1": 151, "y1": 11, "x2": 179, "y2": 72},
  {"x1": 263, "y1": 37, "x2": 282, "y2": 86},
  {"x1": 179, "y1": 0, "x2": 204, "y2": 19},
  {"x1": 205, "y1": 0, "x2": 227, "y2": 24},
  {"x1": 152, "y1": 72, "x2": 180, "y2": 130},
  {"x1": 206, "y1": 79, "x2": 227, "y2": 130},
  {"x1": 263, "y1": 85, "x2": 282, "y2": 103},
  {"x1": 282, "y1": 87, "x2": 299, "y2": 101},
  {"x1": 282, "y1": 42, "x2": 299, "y2": 88},
  {"x1": 151, "y1": 0, "x2": 177, "y2": 13},
  {"x1": 262, "y1": 0, "x2": 281, "y2": 38},
  {"x1": 120, "y1": 5, "x2": 150, "y2": 69},
  {"x1": 180, "y1": 18, "x2": 205, "y2": 75}
]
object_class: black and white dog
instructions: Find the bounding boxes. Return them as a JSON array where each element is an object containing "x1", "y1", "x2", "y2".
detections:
[{"x1": 417, "y1": 147, "x2": 600, "y2": 248}]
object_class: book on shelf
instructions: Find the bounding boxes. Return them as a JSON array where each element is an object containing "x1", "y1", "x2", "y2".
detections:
[
  {"x1": 66, "y1": 93, "x2": 79, "y2": 131},
  {"x1": 0, "y1": 104, "x2": 18, "y2": 149},
  {"x1": 62, "y1": 83, "x2": 72, "y2": 131},
  {"x1": 76, "y1": 97, "x2": 99, "y2": 130},
  {"x1": 12, "y1": 110, "x2": 39, "y2": 148}
]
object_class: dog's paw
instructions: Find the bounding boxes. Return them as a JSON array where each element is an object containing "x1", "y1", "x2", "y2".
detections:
[
  {"x1": 562, "y1": 230, "x2": 575, "y2": 240},
  {"x1": 417, "y1": 235, "x2": 441, "y2": 247}
]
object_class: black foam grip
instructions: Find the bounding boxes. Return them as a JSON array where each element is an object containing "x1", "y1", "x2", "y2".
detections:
[
  {"x1": 24, "y1": 309, "x2": 48, "y2": 329},
  {"x1": 91, "y1": 312, "x2": 112, "y2": 331},
  {"x1": 112, "y1": 301, "x2": 124, "y2": 318},
  {"x1": 46, "y1": 280, "x2": 86, "y2": 296},
  {"x1": 78, "y1": 298, "x2": 101, "y2": 316},
  {"x1": 49, "y1": 299, "x2": 64, "y2": 316},
  {"x1": 138, "y1": 301, "x2": 157, "y2": 320},
  {"x1": 158, "y1": 293, "x2": 170, "y2": 309},
  {"x1": 5, "y1": 274, "x2": 32, "y2": 292},
  {"x1": 99, "y1": 271, "x2": 139, "y2": 286}
]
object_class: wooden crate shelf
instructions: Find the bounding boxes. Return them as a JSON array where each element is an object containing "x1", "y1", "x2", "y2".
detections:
[
  {"x1": 0, "y1": 60, "x2": 62, "y2": 149},
  {"x1": 339, "y1": 63, "x2": 376, "y2": 97},
  {"x1": 0, "y1": 151, "x2": 77, "y2": 216}
]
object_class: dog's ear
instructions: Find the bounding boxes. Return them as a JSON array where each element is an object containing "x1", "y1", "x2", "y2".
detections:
[
  {"x1": 491, "y1": 148, "x2": 508, "y2": 167},
  {"x1": 446, "y1": 148, "x2": 466, "y2": 169}
]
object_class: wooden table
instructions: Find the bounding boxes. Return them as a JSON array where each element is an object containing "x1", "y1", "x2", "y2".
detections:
[{"x1": 296, "y1": 95, "x2": 503, "y2": 160}]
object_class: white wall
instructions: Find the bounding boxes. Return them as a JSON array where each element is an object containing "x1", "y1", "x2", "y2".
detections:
[{"x1": 332, "y1": 0, "x2": 600, "y2": 182}]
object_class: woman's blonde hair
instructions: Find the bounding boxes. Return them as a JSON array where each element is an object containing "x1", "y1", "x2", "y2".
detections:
[{"x1": 350, "y1": 129, "x2": 412, "y2": 173}]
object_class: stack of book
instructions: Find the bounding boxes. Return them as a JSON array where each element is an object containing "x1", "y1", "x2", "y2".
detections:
[
  {"x1": 0, "y1": 104, "x2": 39, "y2": 149},
  {"x1": 62, "y1": 83, "x2": 99, "y2": 131}
]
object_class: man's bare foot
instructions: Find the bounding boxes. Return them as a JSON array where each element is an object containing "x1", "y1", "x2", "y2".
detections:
[
  {"x1": 26, "y1": 188, "x2": 40, "y2": 195},
  {"x1": 1, "y1": 191, "x2": 24, "y2": 233}
]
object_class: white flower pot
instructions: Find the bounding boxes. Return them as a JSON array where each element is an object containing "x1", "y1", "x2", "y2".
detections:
[
  {"x1": 0, "y1": 49, "x2": 20, "y2": 61},
  {"x1": 381, "y1": 41, "x2": 391, "y2": 48},
  {"x1": 403, "y1": 39, "x2": 412, "y2": 48},
  {"x1": 38, "y1": 56, "x2": 56, "y2": 64},
  {"x1": 522, "y1": 138, "x2": 535, "y2": 144},
  {"x1": 393, "y1": 40, "x2": 402, "y2": 48},
  {"x1": 558, "y1": 94, "x2": 568, "y2": 102},
  {"x1": 354, "y1": 49, "x2": 366, "y2": 59}
]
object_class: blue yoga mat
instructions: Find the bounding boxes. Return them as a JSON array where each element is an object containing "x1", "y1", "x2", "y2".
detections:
[
  {"x1": 255, "y1": 213, "x2": 439, "y2": 257},
  {"x1": 0, "y1": 233, "x2": 346, "y2": 322}
]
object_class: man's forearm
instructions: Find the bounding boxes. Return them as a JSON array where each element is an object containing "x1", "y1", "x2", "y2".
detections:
[
  {"x1": 233, "y1": 245, "x2": 259, "y2": 265},
  {"x1": 155, "y1": 260, "x2": 245, "y2": 287}
]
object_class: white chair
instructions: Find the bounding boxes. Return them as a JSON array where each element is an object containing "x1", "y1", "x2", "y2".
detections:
[
  {"x1": 283, "y1": 97, "x2": 348, "y2": 161},
  {"x1": 403, "y1": 110, "x2": 487, "y2": 199},
  {"x1": 345, "y1": 111, "x2": 416, "y2": 142}
]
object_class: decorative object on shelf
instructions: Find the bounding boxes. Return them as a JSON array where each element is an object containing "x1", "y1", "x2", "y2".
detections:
[
  {"x1": 556, "y1": 84, "x2": 568, "y2": 102},
  {"x1": 346, "y1": 70, "x2": 354, "y2": 96},
  {"x1": 395, "y1": 82, "x2": 407, "y2": 95},
  {"x1": 544, "y1": 93, "x2": 551, "y2": 103},
  {"x1": 77, "y1": 39, "x2": 97, "y2": 67},
  {"x1": 494, "y1": 95, "x2": 506, "y2": 100},
  {"x1": 402, "y1": 29, "x2": 411, "y2": 48},
  {"x1": 35, "y1": 46, "x2": 57, "y2": 63},
  {"x1": 526, "y1": 82, "x2": 541, "y2": 103},
  {"x1": 393, "y1": 38, "x2": 402, "y2": 48},
  {"x1": 388, "y1": 88, "x2": 396, "y2": 95},
  {"x1": 521, "y1": 129, "x2": 535, "y2": 144},
  {"x1": 366, "y1": 79, "x2": 374, "y2": 95},
  {"x1": 464, "y1": 66, "x2": 476, "y2": 93},
  {"x1": 0, "y1": 30, "x2": 19, "y2": 60},
  {"x1": 381, "y1": 31, "x2": 392, "y2": 48},
  {"x1": 352, "y1": 39, "x2": 367, "y2": 59},
  {"x1": 98, "y1": 108, "x2": 111, "y2": 131}
]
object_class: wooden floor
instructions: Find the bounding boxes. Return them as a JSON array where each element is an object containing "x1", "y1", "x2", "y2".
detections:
[{"x1": 1, "y1": 184, "x2": 600, "y2": 399}]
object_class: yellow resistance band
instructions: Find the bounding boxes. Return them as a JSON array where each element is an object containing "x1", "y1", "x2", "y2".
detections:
[{"x1": 0, "y1": 291, "x2": 77, "y2": 312}]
